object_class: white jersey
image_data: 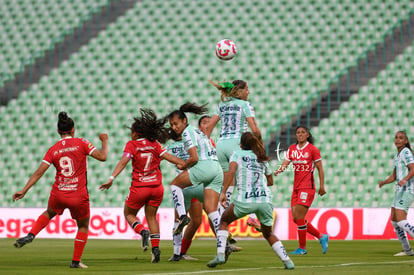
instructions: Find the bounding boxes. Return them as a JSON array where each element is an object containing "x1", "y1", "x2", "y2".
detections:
[
  {"x1": 182, "y1": 124, "x2": 218, "y2": 161},
  {"x1": 213, "y1": 97, "x2": 255, "y2": 140},
  {"x1": 393, "y1": 147, "x2": 414, "y2": 193},
  {"x1": 229, "y1": 149, "x2": 272, "y2": 203}
]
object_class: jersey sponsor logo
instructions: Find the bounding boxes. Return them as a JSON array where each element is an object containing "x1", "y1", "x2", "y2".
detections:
[
  {"x1": 291, "y1": 150, "x2": 307, "y2": 159},
  {"x1": 219, "y1": 105, "x2": 241, "y2": 113},
  {"x1": 245, "y1": 188, "x2": 267, "y2": 199}
]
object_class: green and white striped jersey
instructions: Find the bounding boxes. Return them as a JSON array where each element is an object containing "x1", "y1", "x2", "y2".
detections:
[
  {"x1": 394, "y1": 147, "x2": 414, "y2": 193},
  {"x1": 182, "y1": 125, "x2": 218, "y2": 161},
  {"x1": 166, "y1": 139, "x2": 189, "y2": 174},
  {"x1": 230, "y1": 150, "x2": 272, "y2": 203},
  {"x1": 213, "y1": 98, "x2": 255, "y2": 140}
]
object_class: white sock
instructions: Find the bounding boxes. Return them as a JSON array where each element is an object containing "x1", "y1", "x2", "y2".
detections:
[
  {"x1": 392, "y1": 221, "x2": 411, "y2": 251},
  {"x1": 272, "y1": 241, "x2": 290, "y2": 261},
  {"x1": 172, "y1": 221, "x2": 182, "y2": 255},
  {"x1": 225, "y1": 186, "x2": 234, "y2": 207},
  {"x1": 217, "y1": 230, "x2": 229, "y2": 255},
  {"x1": 249, "y1": 213, "x2": 258, "y2": 219},
  {"x1": 171, "y1": 185, "x2": 186, "y2": 216},
  {"x1": 217, "y1": 203, "x2": 226, "y2": 217},
  {"x1": 397, "y1": 220, "x2": 414, "y2": 239},
  {"x1": 208, "y1": 211, "x2": 221, "y2": 234}
]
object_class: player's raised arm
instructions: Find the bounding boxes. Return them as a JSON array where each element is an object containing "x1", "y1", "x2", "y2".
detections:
[{"x1": 90, "y1": 133, "x2": 108, "y2": 161}]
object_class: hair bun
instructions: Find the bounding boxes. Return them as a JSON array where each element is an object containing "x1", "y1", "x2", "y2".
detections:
[{"x1": 58, "y1": 111, "x2": 68, "y2": 121}]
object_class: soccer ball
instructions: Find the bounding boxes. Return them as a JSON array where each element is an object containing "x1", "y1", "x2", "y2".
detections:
[{"x1": 215, "y1": 39, "x2": 237, "y2": 60}]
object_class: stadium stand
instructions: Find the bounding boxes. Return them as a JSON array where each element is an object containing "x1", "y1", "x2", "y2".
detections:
[
  {"x1": 0, "y1": 0, "x2": 110, "y2": 86},
  {"x1": 0, "y1": 0, "x2": 413, "y2": 208}
]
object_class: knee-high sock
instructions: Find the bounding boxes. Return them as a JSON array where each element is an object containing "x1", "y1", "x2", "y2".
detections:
[
  {"x1": 181, "y1": 238, "x2": 192, "y2": 255},
  {"x1": 272, "y1": 241, "x2": 290, "y2": 261},
  {"x1": 172, "y1": 221, "x2": 182, "y2": 255},
  {"x1": 392, "y1": 221, "x2": 411, "y2": 251},
  {"x1": 306, "y1": 220, "x2": 322, "y2": 239},
  {"x1": 216, "y1": 230, "x2": 228, "y2": 255},
  {"x1": 150, "y1": 233, "x2": 160, "y2": 248},
  {"x1": 208, "y1": 211, "x2": 220, "y2": 234},
  {"x1": 132, "y1": 220, "x2": 144, "y2": 235},
  {"x1": 295, "y1": 219, "x2": 307, "y2": 249},
  {"x1": 397, "y1": 220, "x2": 414, "y2": 239},
  {"x1": 171, "y1": 185, "x2": 186, "y2": 216},
  {"x1": 29, "y1": 214, "x2": 50, "y2": 236},
  {"x1": 72, "y1": 232, "x2": 88, "y2": 261}
]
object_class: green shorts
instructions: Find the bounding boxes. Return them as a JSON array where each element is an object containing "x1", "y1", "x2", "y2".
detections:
[
  {"x1": 188, "y1": 160, "x2": 223, "y2": 194},
  {"x1": 183, "y1": 184, "x2": 204, "y2": 211},
  {"x1": 392, "y1": 189, "x2": 414, "y2": 212},
  {"x1": 233, "y1": 200, "x2": 274, "y2": 227},
  {"x1": 216, "y1": 138, "x2": 240, "y2": 172}
]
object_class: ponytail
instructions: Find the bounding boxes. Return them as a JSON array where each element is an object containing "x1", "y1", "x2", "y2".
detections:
[
  {"x1": 208, "y1": 79, "x2": 247, "y2": 102},
  {"x1": 240, "y1": 132, "x2": 269, "y2": 162},
  {"x1": 167, "y1": 102, "x2": 208, "y2": 121},
  {"x1": 57, "y1": 111, "x2": 74, "y2": 135}
]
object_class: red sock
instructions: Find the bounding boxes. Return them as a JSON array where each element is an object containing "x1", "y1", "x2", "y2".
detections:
[
  {"x1": 180, "y1": 238, "x2": 192, "y2": 254},
  {"x1": 295, "y1": 219, "x2": 307, "y2": 249},
  {"x1": 72, "y1": 232, "x2": 88, "y2": 261},
  {"x1": 306, "y1": 220, "x2": 321, "y2": 239},
  {"x1": 132, "y1": 223, "x2": 144, "y2": 235},
  {"x1": 150, "y1": 234, "x2": 160, "y2": 248},
  {"x1": 29, "y1": 214, "x2": 50, "y2": 236}
]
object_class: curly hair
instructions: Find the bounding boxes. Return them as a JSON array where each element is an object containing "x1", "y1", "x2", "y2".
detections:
[{"x1": 130, "y1": 108, "x2": 169, "y2": 143}]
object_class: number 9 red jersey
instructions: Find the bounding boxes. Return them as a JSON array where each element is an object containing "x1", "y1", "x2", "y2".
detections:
[{"x1": 42, "y1": 137, "x2": 96, "y2": 196}]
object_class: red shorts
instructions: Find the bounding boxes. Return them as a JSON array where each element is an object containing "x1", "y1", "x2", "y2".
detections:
[
  {"x1": 48, "y1": 193, "x2": 90, "y2": 220},
  {"x1": 125, "y1": 185, "x2": 164, "y2": 210},
  {"x1": 291, "y1": 188, "x2": 315, "y2": 208}
]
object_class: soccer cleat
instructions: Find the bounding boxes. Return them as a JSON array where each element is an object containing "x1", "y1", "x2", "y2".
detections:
[
  {"x1": 168, "y1": 254, "x2": 181, "y2": 261},
  {"x1": 206, "y1": 254, "x2": 226, "y2": 268},
  {"x1": 283, "y1": 259, "x2": 295, "y2": 270},
  {"x1": 228, "y1": 232, "x2": 237, "y2": 244},
  {"x1": 319, "y1": 234, "x2": 329, "y2": 254},
  {"x1": 224, "y1": 245, "x2": 233, "y2": 263},
  {"x1": 394, "y1": 249, "x2": 414, "y2": 256},
  {"x1": 173, "y1": 215, "x2": 191, "y2": 235},
  {"x1": 14, "y1": 234, "x2": 34, "y2": 248},
  {"x1": 229, "y1": 243, "x2": 243, "y2": 252},
  {"x1": 141, "y1": 229, "x2": 150, "y2": 252},
  {"x1": 247, "y1": 217, "x2": 262, "y2": 232},
  {"x1": 289, "y1": 247, "x2": 307, "y2": 255},
  {"x1": 151, "y1": 247, "x2": 161, "y2": 263},
  {"x1": 180, "y1": 254, "x2": 199, "y2": 261},
  {"x1": 69, "y1": 261, "x2": 88, "y2": 269}
]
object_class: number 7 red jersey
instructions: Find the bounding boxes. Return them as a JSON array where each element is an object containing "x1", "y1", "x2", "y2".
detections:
[
  {"x1": 123, "y1": 138, "x2": 167, "y2": 187},
  {"x1": 285, "y1": 142, "x2": 321, "y2": 190},
  {"x1": 42, "y1": 137, "x2": 96, "y2": 196}
]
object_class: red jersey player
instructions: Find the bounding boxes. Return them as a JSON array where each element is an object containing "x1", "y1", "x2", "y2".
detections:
[
  {"x1": 100, "y1": 108, "x2": 184, "y2": 263},
  {"x1": 274, "y1": 125, "x2": 328, "y2": 255},
  {"x1": 12, "y1": 112, "x2": 108, "y2": 269}
]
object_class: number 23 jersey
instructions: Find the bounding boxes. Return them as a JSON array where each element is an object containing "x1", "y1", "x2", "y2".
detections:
[{"x1": 43, "y1": 137, "x2": 96, "y2": 196}]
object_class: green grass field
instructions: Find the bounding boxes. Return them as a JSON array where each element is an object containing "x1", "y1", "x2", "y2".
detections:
[{"x1": 1, "y1": 238, "x2": 413, "y2": 275}]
